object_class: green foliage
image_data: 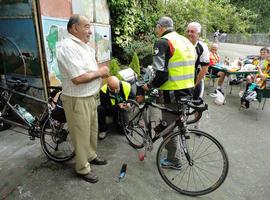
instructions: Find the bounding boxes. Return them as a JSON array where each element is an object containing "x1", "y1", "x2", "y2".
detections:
[
  {"x1": 108, "y1": 0, "x2": 258, "y2": 64},
  {"x1": 164, "y1": 0, "x2": 256, "y2": 34},
  {"x1": 123, "y1": 33, "x2": 155, "y2": 63},
  {"x1": 230, "y1": 0, "x2": 269, "y2": 32},
  {"x1": 129, "y1": 52, "x2": 140, "y2": 76},
  {"x1": 107, "y1": 0, "x2": 163, "y2": 64},
  {"x1": 109, "y1": 58, "x2": 122, "y2": 80}
]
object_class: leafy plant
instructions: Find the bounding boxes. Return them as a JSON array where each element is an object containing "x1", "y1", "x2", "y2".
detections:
[
  {"x1": 129, "y1": 52, "x2": 140, "y2": 76},
  {"x1": 109, "y1": 58, "x2": 122, "y2": 80}
]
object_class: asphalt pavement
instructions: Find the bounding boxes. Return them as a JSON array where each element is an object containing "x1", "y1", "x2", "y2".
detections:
[{"x1": 1, "y1": 43, "x2": 270, "y2": 200}]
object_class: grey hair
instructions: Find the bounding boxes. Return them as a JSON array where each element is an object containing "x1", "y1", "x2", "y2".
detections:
[
  {"x1": 67, "y1": 14, "x2": 81, "y2": 31},
  {"x1": 188, "y1": 22, "x2": 202, "y2": 33},
  {"x1": 157, "y1": 16, "x2": 174, "y2": 30},
  {"x1": 210, "y1": 42, "x2": 219, "y2": 49}
]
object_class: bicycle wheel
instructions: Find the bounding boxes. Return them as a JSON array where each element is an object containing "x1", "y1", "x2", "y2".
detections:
[
  {"x1": 121, "y1": 99, "x2": 145, "y2": 149},
  {"x1": 40, "y1": 117, "x2": 75, "y2": 162},
  {"x1": 156, "y1": 129, "x2": 229, "y2": 196},
  {"x1": 0, "y1": 120, "x2": 11, "y2": 131}
]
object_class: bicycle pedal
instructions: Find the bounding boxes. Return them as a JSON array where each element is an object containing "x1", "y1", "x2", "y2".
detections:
[{"x1": 185, "y1": 135, "x2": 190, "y2": 139}]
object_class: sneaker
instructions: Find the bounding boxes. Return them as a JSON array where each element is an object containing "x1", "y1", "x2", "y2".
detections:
[
  {"x1": 98, "y1": 131, "x2": 107, "y2": 140},
  {"x1": 76, "y1": 171, "x2": 99, "y2": 183},
  {"x1": 160, "y1": 159, "x2": 181, "y2": 170},
  {"x1": 240, "y1": 100, "x2": 249, "y2": 109}
]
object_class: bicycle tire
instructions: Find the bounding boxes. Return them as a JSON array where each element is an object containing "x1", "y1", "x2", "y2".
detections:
[
  {"x1": 156, "y1": 129, "x2": 229, "y2": 196},
  {"x1": 40, "y1": 117, "x2": 75, "y2": 162},
  {"x1": 121, "y1": 99, "x2": 145, "y2": 149},
  {"x1": 0, "y1": 120, "x2": 11, "y2": 131}
]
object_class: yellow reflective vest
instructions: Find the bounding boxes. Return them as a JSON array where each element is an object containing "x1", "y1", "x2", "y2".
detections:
[
  {"x1": 159, "y1": 31, "x2": 195, "y2": 90},
  {"x1": 101, "y1": 81, "x2": 131, "y2": 106}
]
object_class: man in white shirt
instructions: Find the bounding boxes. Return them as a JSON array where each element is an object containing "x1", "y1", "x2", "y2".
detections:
[
  {"x1": 57, "y1": 14, "x2": 109, "y2": 183},
  {"x1": 186, "y1": 22, "x2": 210, "y2": 101},
  {"x1": 186, "y1": 22, "x2": 210, "y2": 129}
]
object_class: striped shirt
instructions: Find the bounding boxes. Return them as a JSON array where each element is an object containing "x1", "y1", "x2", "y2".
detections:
[{"x1": 57, "y1": 33, "x2": 101, "y2": 97}]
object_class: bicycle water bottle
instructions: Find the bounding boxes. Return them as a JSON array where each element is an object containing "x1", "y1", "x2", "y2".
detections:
[
  {"x1": 15, "y1": 105, "x2": 35, "y2": 123},
  {"x1": 154, "y1": 120, "x2": 168, "y2": 134}
]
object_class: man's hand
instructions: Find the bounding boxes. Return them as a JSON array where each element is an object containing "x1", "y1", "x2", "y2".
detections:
[
  {"x1": 98, "y1": 65, "x2": 109, "y2": 78},
  {"x1": 136, "y1": 95, "x2": 144, "y2": 103},
  {"x1": 118, "y1": 103, "x2": 130, "y2": 110}
]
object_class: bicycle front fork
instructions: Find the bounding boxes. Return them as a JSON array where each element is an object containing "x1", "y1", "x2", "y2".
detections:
[{"x1": 180, "y1": 133, "x2": 193, "y2": 166}]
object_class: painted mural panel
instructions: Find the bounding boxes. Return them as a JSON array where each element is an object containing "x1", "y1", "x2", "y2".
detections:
[
  {"x1": 39, "y1": 0, "x2": 72, "y2": 19},
  {"x1": 94, "y1": 24, "x2": 111, "y2": 63},
  {"x1": 72, "y1": 0, "x2": 94, "y2": 22},
  {"x1": 41, "y1": 16, "x2": 95, "y2": 86},
  {"x1": 95, "y1": 0, "x2": 110, "y2": 24},
  {"x1": 0, "y1": 19, "x2": 44, "y2": 91},
  {"x1": 41, "y1": 16, "x2": 68, "y2": 86},
  {"x1": 0, "y1": 0, "x2": 32, "y2": 17}
]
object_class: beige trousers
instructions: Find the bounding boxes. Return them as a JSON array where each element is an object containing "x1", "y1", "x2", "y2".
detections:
[{"x1": 61, "y1": 94, "x2": 98, "y2": 174}]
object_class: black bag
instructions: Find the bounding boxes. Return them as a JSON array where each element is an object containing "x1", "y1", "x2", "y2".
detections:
[
  {"x1": 50, "y1": 91, "x2": 66, "y2": 123},
  {"x1": 51, "y1": 104, "x2": 66, "y2": 123}
]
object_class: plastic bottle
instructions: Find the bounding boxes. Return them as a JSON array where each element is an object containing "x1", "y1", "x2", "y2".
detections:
[
  {"x1": 118, "y1": 163, "x2": 127, "y2": 182},
  {"x1": 15, "y1": 105, "x2": 35, "y2": 123},
  {"x1": 154, "y1": 120, "x2": 168, "y2": 134}
]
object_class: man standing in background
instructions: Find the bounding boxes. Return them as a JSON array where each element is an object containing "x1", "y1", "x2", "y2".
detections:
[{"x1": 186, "y1": 22, "x2": 210, "y2": 128}]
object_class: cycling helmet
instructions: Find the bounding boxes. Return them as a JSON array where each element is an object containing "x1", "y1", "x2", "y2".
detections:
[{"x1": 245, "y1": 91, "x2": 257, "y2": 101}]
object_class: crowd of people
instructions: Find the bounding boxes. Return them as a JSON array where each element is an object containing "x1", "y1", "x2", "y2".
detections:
[{"x1": 56, "y1": 14, "x2": 269, "y2": 183}]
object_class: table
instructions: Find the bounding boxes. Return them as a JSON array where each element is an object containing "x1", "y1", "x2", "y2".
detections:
[{"x1": 209, "y1": 64, "x2": 258, "y2": 103}]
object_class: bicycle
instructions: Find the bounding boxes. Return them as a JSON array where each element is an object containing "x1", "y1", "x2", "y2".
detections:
[
  {"x1": 121, "y1": 90, "x2": 229, "y2": 196},
  {"x1": 0, "y1": 79, "x2": 75, "y2": 162}
]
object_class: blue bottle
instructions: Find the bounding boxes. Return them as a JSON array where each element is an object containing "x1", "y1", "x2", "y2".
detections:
[{"x1": 15, "y1": 105, "x2": 35, "y2": 123}]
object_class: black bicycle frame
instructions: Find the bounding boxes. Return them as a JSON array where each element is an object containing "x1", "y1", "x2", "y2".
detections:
[{"x1": 0, "y1": 85, "x2": 47, "y2": 130}]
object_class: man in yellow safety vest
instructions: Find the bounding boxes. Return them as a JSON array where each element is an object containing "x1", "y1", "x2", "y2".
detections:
[
  {"x1": 143, "y1": 16, "x2": 196, "y2": 170},
  {"x1": 98, "y1": 76, "x2": 134, "y2": 139}
]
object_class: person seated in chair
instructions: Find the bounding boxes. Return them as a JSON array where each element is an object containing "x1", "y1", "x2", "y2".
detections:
[
  {"x1": 245, "y1": 47, "x2": 269, "y2": 89},
  {"x1": 208, "y1": 43, "x2": 226, "y2": 96},
  {"x1": 241, "y1": 55, "x2": 270, "y2": 108},
  {"x1": 98, "y1": 76, "x2": 135, "y2": 139}
]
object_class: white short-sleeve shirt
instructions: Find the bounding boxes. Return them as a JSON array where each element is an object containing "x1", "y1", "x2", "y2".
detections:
[
  {"x1": 195, "y1": 40, "x2": 210, "y2": 69},
  {"x1": 57, "y1": 33, "x2": 101, "y2": 97}
]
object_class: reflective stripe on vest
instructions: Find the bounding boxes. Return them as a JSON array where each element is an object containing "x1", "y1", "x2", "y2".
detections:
[
  {"x1": 159, "y1": 31, "x2": 195, "y2": 90},
  {"x1": 101, "y1": 81, "x2": 131, "y2": 106}
]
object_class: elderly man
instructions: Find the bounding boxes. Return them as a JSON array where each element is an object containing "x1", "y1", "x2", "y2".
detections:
[
  {"x1": 143, "y1": 16, "x2": 196, "y2": 169},
  {"x1": 57, "y1": 14, "x2": 109, "y2": 183},
  {"x1": 186, "y1": 22, "x2": 210, "y2": 128},
  {"x1": 98, "y1": 76, "x2": 134, "y2": 139},
  {"x1": 186, "y1": 22, "x2": 210, "y2": 100}
]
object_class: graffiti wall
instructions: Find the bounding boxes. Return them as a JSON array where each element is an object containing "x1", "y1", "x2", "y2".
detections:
[
  {"x1": 0, "y1": 0, "x2": 111, "y2": 88},
  {"x1": 40, "y1": 0, "x2": 111, "y2": 86},
  {"x1": 0, "y1": 0, "x2": 45, "y2": 99}
]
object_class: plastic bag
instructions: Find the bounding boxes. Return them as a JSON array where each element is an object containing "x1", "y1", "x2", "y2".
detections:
[{"x1": 214, "y1": 89, "x2": 225, "y2": 105}]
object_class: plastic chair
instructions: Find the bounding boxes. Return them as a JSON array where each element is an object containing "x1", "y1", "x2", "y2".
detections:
[
  {"x1": 256, "y1": 88, "x2": 270, "y2": 120},
  {"x1": 206, "y1": 68, "x2": 218, "y2": 88}
]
